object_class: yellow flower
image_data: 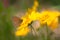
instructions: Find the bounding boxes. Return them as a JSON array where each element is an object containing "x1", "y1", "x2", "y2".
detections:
[
  {"x1": 15, "y1": 9, "x2": 60, "y2": 36},
  {"x1": 15, "y1": 0, "x2": 39, "y2": 36},
  {"x1": 15, "y1": 10, "x2": 60, "y2": 36},
  {"x1": 15, "y1": 0, "x2": 60, "y2": 36},
  {"x1": 39, "y1": 10, "x2": 60, "y2": 30}
]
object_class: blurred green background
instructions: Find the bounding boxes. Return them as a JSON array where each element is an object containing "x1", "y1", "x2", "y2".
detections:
[{"x1": 0, "y1": 0, "x2": 60, "y2": 40}]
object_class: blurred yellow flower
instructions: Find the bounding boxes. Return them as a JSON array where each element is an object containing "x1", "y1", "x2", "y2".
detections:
[
  {"x1": 15, "y1": 0, "x2": 39, "y2": 36},
  {"x1": 39, "y1": 10, "x2": 60, "y2": 30},
  {"x1": 15, "y1": 10, "x2": 60, "y2": 36},
  {"x1": 15, "y1": 0, "x2": 60, "y2": 36}
]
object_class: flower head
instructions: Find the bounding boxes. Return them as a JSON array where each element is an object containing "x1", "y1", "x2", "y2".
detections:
[{"x1": 15, "y1": 0, "x2": 60, "y2": 36}]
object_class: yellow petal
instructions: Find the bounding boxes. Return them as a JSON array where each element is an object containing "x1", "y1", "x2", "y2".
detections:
[
  {"x1": 29, "y1": 12, "x2": 41, "y2": 21},
  {"x1": 15, "y1": 27, "x2": 30, "y2": 36},
  {"x1": 49, "y1": 18, "x2": 58, "y2": 30}
]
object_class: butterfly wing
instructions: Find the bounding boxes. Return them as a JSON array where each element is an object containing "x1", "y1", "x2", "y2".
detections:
[{"x1": 12, "y1": 16, "x2": 23, "y2": 27}]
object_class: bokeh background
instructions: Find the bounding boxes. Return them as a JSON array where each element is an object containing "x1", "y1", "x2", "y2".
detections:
[{"x1": 0, "y1": 0, "x2": 60, "y2": 40}]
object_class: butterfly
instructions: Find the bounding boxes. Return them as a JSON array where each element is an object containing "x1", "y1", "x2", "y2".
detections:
[{"x1": 12, "y1": 16, "x2": 23, "y2": 27}]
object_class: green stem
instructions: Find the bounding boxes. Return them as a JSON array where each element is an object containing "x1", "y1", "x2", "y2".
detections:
[{"x1": 46, "y1": 24, "x2": 50, "y2": 40}]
